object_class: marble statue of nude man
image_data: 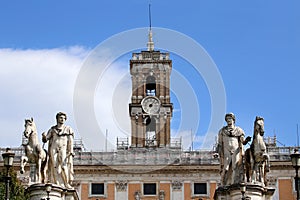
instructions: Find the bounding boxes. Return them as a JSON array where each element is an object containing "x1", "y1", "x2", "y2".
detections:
[{"x1": 42, "y1": 112, "x2": 74, "y2": 189}]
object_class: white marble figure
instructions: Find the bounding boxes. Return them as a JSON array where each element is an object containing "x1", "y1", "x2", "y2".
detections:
[
  {"x1": 245, "y1": 116, "x2": 270, "y2": 186},
  {"x1": 42, "y1": 112, "x2": 74, "y2": 189},
  {"x1": 217, "y1": 113, "x2": 251, "y2": 186},
  {"x1": 20, "y1": 118, "x2": 48, "y2": 183}
]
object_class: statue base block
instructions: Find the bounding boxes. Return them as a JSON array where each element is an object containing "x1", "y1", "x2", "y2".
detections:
[
  {"x1": 27, "y1": 183, "x2": 79, "y2": 200},
  {"x1": 214, "y1": 183, "x2": 275, "y2": 200}
]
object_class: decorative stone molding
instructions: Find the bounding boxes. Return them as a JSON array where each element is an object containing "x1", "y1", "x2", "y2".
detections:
[
  {"x1": 159, "y1": 190, "x2": 165, "y2": 200},
  {"x1": 72, "y1": 180, "x2": 81, "y2": 187},
  {"x1": 214, "y1": 184, "x2": 275, "y2": 200},
  {"x1": 134, "y1": 190, "x2": 141, "y2": 200},
  {"x1": 116, "y1": 180, "x2": 128, "y2": 192},
  {"x1": 19, "y1": 176, "x2": 30, "y2": 185},
  {"x1": 172, "y1": 180, "x2": 182, "y2": 190},
  {"x1": 27, "y1": 183, "x2": 79, "y2": 200},
  {"x1": 266, "y1": 176, "x2": 277, "y2": 187}
]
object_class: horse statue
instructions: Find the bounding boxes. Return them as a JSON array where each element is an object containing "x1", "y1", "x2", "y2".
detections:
[
  {"x1": 245, "y1": 116, "x2": 270, "y2": 186},
  {"x1": 20, "y1": 118, "x2": 48, "y2": 183}
]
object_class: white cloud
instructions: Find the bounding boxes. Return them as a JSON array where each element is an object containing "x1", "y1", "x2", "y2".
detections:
[
  {"x1": 0, "y1": 47, "x2": 134, "y2": 151},
  {"x1": 0, "y1": 47, "x2": 214, "y2": 151},
  {"x1": 0, "y1": 47, "x2": 90, "y2": 147},
  {"x1": 93, "y1": 59, "x2": 132, "y2": 151}
]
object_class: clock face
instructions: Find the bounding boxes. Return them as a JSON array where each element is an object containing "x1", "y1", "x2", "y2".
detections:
[{"x1": 141, "y1": 96, "x2": 161, "y2": 114}]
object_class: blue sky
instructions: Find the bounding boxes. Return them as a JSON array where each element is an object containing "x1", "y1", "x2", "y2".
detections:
[{"x1": 0, "y1": 1, "x2": 299, "y2": 150}]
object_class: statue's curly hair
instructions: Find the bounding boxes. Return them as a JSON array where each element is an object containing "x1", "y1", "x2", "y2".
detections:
[
  {"x1": 56, "y1": 112, "x2": 67, "y2": 120},
  {"x1": 225, "y1": 112, "x2": 235, "y2": 122}
]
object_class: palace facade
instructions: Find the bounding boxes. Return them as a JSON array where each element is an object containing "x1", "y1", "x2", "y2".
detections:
[
  {"x1": 0, "y1": 138, "x2": 297, "y2": 200},
  {"x1": 0, "y1": 30, "x2": 297, "y2": 200}
]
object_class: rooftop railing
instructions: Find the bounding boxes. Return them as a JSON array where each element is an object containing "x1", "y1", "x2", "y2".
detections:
[
  {"x1": 131, "y1": 51, "x2": 170, "y2": 61},
  {"x1": 1, "y1": 145, "x2": 297, "y2": 165}
]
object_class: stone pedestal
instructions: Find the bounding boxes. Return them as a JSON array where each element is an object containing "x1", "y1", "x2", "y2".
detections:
[
  {"x1": 214, "y1": 183, "x2": 275, "y2": 200},
  {"x1": 27, "y1": 183, "x2": 79, "y2": 200}
]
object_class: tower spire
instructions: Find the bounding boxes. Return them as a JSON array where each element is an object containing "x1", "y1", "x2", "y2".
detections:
[{"x1": 147, "y1": 4, "x2": 154, "y2": 51}]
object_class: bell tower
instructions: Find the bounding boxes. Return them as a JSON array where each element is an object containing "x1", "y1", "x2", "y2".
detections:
[{"x1": 129, "y1": 29, "x2": 173, "y2": 148}]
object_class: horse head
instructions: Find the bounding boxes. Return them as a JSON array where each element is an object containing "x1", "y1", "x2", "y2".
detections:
[
  {"x1": 254, "y1": 116, "x2": 264, "y2": 136},
  {"x1": 253, "y1": 116, "x2": 266, "y2": 153},
  {"x1": 24, "y1": 117, "x2": 36, "y2": 138}
]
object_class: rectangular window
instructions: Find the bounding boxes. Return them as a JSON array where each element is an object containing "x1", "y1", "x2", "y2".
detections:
[
  {"x1": 143, "y1": 183, "x2": 157, "y2": 195},
  {"x1": 194, "y1": 183, "x2": 207, "y2": 195},
  {"x1": 91, "y1": 183, "x2": 104, "y2": 195}
]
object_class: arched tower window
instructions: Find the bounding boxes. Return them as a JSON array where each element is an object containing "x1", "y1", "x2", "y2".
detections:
[
  {"x1": 146, "y1": 76, "x2": 156, "y2": 96},
  {"x1": 145, "y1": 117, "x2": 156, "y2": 146},
  {"x1": 145, "y1": 117, "x2": 156, "y2": 132}
]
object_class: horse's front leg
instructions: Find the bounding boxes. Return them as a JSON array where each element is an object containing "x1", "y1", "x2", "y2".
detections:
[
  {"x1": 36, "y1": 158, "x2": 42, "y2": 183},
  {"x1": 264, "y1": 162, "x2": 268, "y2": 186},
  {"x1": 251, "y1": 163, "x2": 257, "y2": 183},
  {"x1": 260, "y1": 162, "x2": 265, "y2": 186},
  {"x1": 264, "y1": 154, "x2": 270, "y2": 172},
  {"x1": 41, "y1": 150, "x2": 48, "y2": 183},
  {"x1": 42, "y1": 159, "x2": 48, "y2": 183},
  {"x1": 257, "y1": 162, "x2": 262, "y2": 183},
  {"x1": 20, "y1": 156, "x2": 28, "y2": 174},
  {"x1": 249, "y1": 153, "x2": 255, "y2": 183}
]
